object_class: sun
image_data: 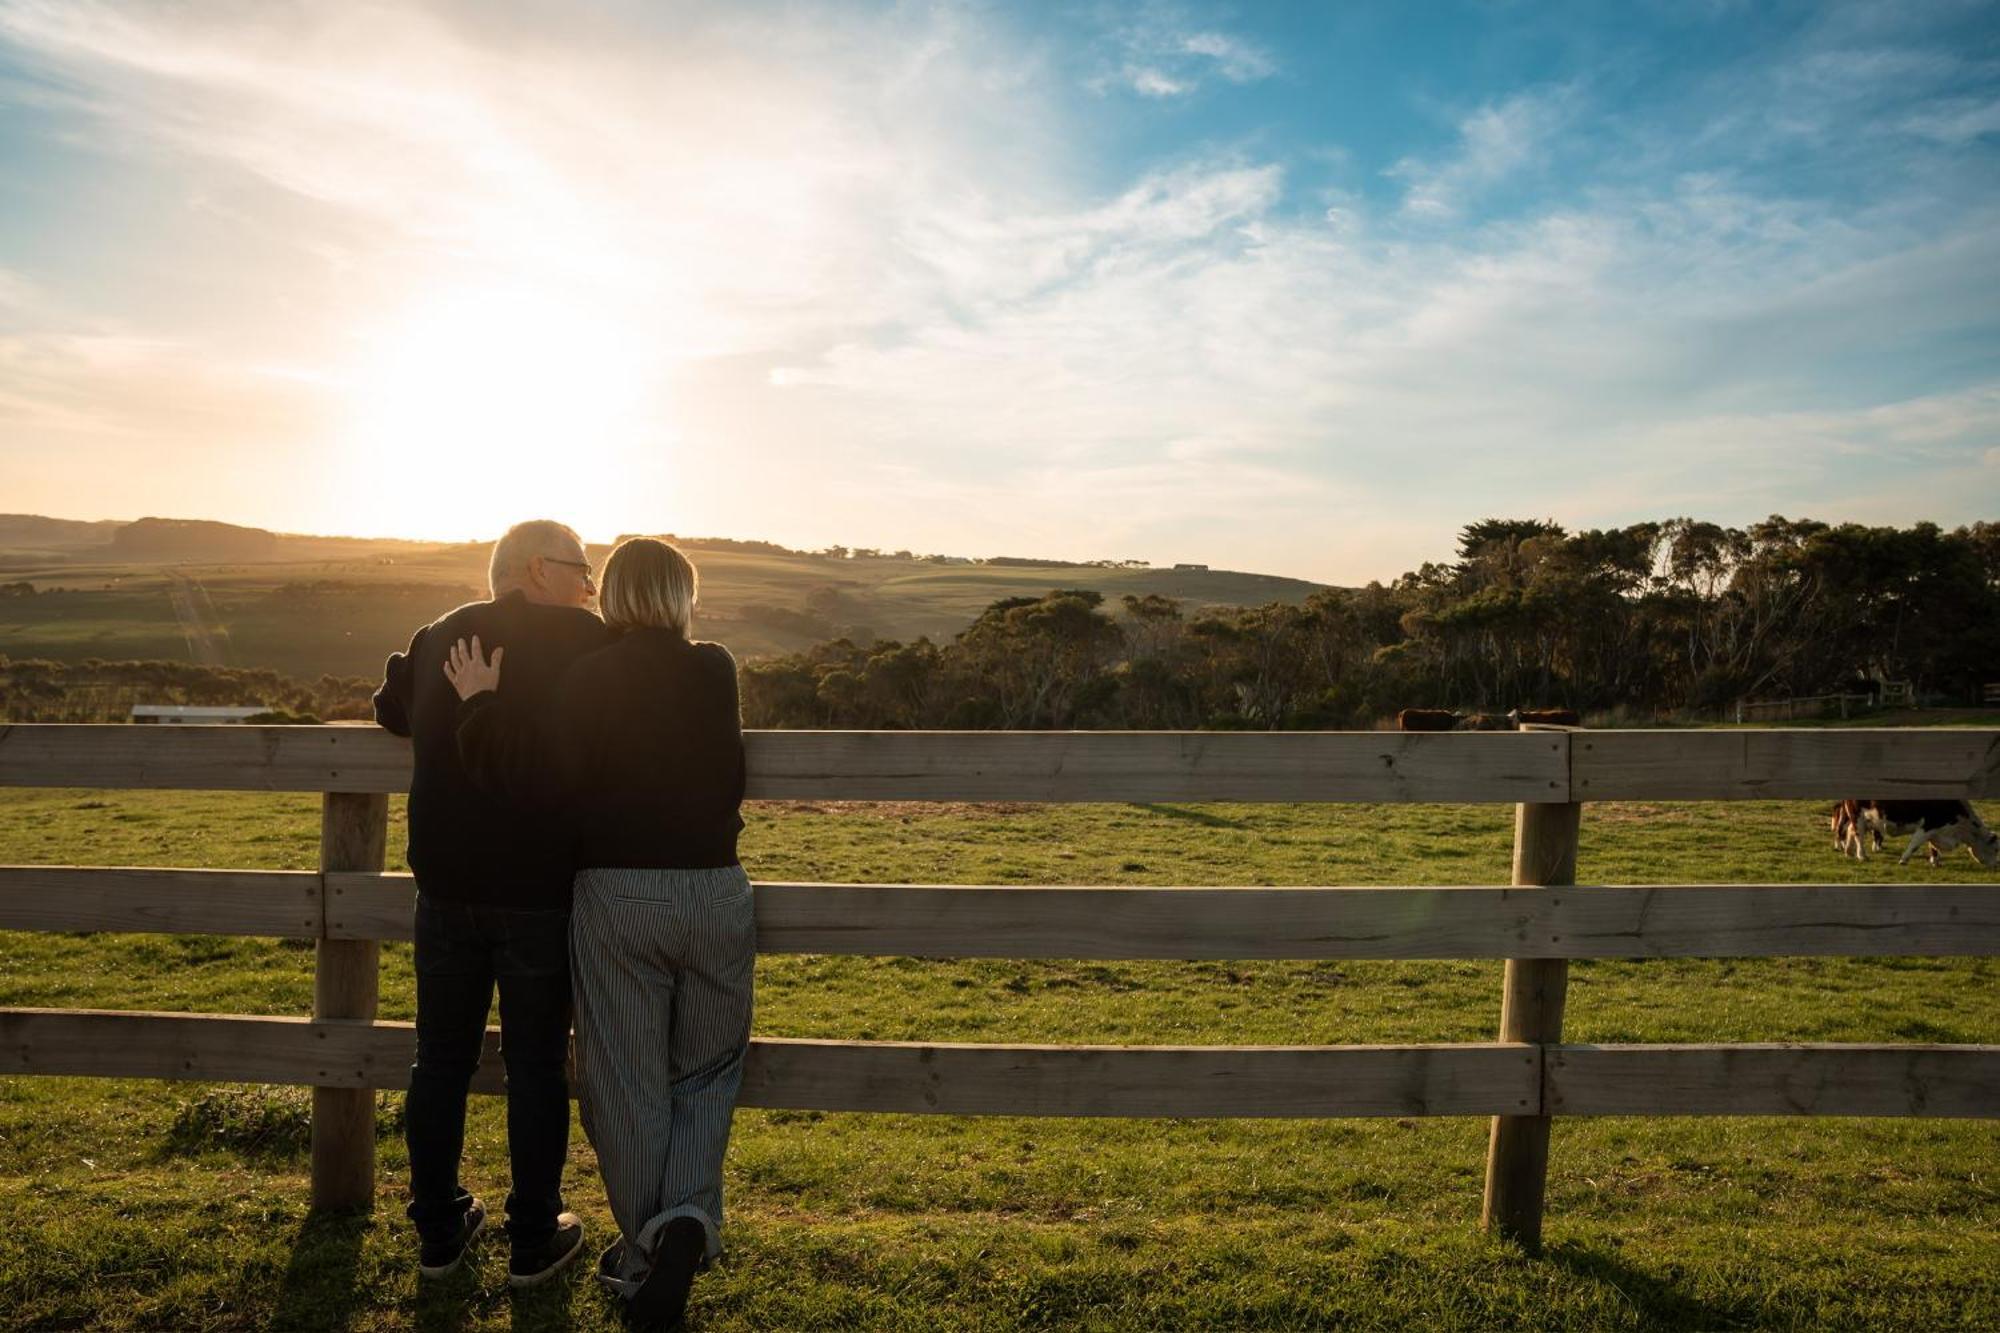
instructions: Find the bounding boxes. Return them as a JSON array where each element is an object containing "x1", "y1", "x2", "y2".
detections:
[{"x1": 336, "y1": 283, "x2": 658, "y2": 540}]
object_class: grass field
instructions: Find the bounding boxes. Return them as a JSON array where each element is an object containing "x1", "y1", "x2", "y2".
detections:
[
  {"x1": 0, "y1": 541, "x2": 1325, "y2": 679},
  {"x1": 1, "y1": 788, "x2": 1996, "y2": 1330}
]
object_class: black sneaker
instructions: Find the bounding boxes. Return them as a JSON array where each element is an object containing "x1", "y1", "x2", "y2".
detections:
[
  {"x1": 509, "y1": 1212, "x2": 586, "y2": 1288},
  {"x1": 418, "y1": 1198, "x2": 487, "y2": 1279},
  {"x1": 625, "y1": 1217, "x2": 706, "y2": 1331}
]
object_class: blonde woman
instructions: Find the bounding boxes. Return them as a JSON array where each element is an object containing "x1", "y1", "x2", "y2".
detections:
[{"x1": 446, "y1": 537, "x2": 749, "y2": 1331}]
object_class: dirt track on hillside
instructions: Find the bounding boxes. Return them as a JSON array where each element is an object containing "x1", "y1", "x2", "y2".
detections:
[{"x1": 166, "y1": 572, "x2": 228, "y2": 666}]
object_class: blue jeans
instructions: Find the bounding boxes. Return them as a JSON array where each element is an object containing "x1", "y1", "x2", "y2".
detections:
[{"x1": 405, "y1": 893, "x2": 573, "y2": 1249}]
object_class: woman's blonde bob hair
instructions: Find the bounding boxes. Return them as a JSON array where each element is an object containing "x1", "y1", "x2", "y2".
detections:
[{"x1": 599, "y1": 537, "x2": 697, "y2": 635}]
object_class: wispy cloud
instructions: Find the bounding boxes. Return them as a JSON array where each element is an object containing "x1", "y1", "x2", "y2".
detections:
[
  {"x1": 1089, "y1": 6, "x2": 1275, "y2": 100},
  {"x1": 1177, "y1": 30, "x2": 1275, "y2": 82},
  {"x1": 1899, "y1": 96, "x2": 2000, "y2": 145},
  {"x1": 1389, "y1": 89, "x2": 1572, "y2": 220}
]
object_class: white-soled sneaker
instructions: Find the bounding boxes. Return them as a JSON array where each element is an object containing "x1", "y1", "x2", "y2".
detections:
[
  {"x1": 418, "y1": 1198, "x2": 487, "y2": 1279},
  {"x1": 509, "y1": 1211, "x2": 586, "y2": 1288}
]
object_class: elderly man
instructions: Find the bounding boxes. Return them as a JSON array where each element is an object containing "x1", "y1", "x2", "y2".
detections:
[{"x1": 374, "y1": 520, "x2": 614, "y2": 1285}]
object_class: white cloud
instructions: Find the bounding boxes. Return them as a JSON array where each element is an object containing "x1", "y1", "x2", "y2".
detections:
[
  {"x1": 1090, "y1": 9, "x2": 1275, "y2": 99},
  {"x1": 1900, "y1": 96, "x2": 2000, "y2": 145},
  {"x1": 757, "y1": 145, "x2": 2000, "y2": 576},
  {"x1": 1390, "y1": 89, "x2": 1572, "y2": 220},
  {"x1": 1177, "y1": 31, "x2": 1275, "y2": 83},
  {"x1": 1126, "y1": 66, "x2": 1190, "y2": 98}
]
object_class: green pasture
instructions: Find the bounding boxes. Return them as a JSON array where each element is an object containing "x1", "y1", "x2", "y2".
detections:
[
  {"x1": 1, "y1": 791, "x2": 1996, "y2": 1330},
  {"x1": 0, "y1": 583, "x2": 191, "y2": 664}
]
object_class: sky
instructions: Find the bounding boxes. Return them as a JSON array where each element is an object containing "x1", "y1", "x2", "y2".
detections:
[{"x1": 0, "y1": 0, "x2": 1996, "y2": 584}]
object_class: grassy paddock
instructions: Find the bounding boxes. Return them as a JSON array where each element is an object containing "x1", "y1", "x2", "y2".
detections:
[{"x1": 1, "y1": 790, "x2": 1996, "y2": 1330}]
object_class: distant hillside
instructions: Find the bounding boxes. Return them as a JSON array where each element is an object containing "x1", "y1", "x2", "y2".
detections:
[
  {"x1": 0, "y1": 514, "x2": 125, "y2": 553},
  {"x1": 107, "y1": 518, "x2": 280, "y2": 562},
  {"x1": 0, "y1": 514, "x2": 1334, "y2": 677}
]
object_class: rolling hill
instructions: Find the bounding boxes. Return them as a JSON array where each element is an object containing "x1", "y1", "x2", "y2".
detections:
[{"x1": 0, "y1": 516, "x2": 1330, "y2": 679}]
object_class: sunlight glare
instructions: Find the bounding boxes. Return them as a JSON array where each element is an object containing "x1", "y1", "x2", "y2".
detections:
[{"x1": 340, "y1": 285, "x2": 658, "y2": 540}]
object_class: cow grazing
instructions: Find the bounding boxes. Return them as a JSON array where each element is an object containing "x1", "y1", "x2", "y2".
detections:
[
  {"x1": 1508, "y1": 707, "x2": 1581, "y2": 727},
  {"x1": 1833, "y1": 799, "x2": 1999, "y2": 867},
  {"x1": 1456, "y1": 713, "x2": 1514, "y2": 731},
  {"x1": 1397, "y1": 708, "x2": 1459, "y2": 732}
]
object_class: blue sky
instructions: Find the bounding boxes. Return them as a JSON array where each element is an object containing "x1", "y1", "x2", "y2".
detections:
[{"x1": 0, "y1": 0, "x2": 1996, "y2": 581}]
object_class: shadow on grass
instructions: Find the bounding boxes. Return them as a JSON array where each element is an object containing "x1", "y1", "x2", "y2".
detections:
[
  {"x1": 507, "y1": 1270, "x2": 582, "y2": 1333},
  {"x1": 401, "y1": 1238, "x2": 588, "y2": 1333},
  {"x1": 273, "y1": 1209, "x2": 371, "y2": 1332},
  {"x1": 1545, "y1": 1240, "x2": 1754, "y2": 1329},
  {"x1": 159, "y1": 1087, "x2": 406, "y2": 1167},
  {"x1": 1131, "y1": 802, "x2": 1252, "y2": 829}
]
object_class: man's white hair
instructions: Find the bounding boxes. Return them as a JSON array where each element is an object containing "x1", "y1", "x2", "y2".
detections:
[{"x1": 489, "y1": 520, "x2": 583, "y2": 595}]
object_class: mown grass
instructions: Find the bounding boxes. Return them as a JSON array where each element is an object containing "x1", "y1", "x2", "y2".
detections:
[{"x1": 1, "y1": 789, "x2": 1996, "y2": 1330}]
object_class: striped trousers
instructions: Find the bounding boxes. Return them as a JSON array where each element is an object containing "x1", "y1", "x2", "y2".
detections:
[{"x1": 570, "y1": 865, "x2": 755, "y2": 1278}]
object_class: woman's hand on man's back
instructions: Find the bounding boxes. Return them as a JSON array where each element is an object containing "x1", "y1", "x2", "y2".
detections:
[{"x1": 443, "y1": 635, "x2": 504, "y2": 700}]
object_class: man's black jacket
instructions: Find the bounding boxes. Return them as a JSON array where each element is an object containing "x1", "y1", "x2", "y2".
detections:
[{"x1": 373, "y1": 591, "x2": 614, "y2": 909}]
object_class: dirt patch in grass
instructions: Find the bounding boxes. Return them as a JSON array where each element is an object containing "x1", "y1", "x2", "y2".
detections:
[
  {"x1": 748, "y1": 800, "x2": 1040, "y2": 819},
  {"x1": 1585, "y1": 802, "x2": 1698, "y2": 824}
]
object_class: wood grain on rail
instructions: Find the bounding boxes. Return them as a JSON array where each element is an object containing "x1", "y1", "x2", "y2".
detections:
[
  {"x1": 1572, "y1": 728, "x2": 2000, "y2": 800},
  {"x1": 0, "y1": 866, "x2": 320, "y2": 937},
  {"x1": 737, "y1": 1037, "x2": 1539, "y2": 1117},
  {"x1": 9, "y1": 723, "x2": 2000, "y2": 804},
  {"x1": 0, "y1": 724, "x2": 1568, "y2": 803},
  {"x1": 15, "y1": 1012, "x2": 1996, "y2": 1120},
  {"x1": 740, "y1": 730, "x2": 1568, "y2": 803},
  {"x1": 0, "y1": 724, "x2": 413, "y2": 792},
  {"x1": 1547, "y1": 1043, "x2": 2000, "y2": 1117},
  {"x1": 322, "y1": 873, "x2": 2000, "y2": 959},
  {"x1": 0, "y1": 1009, "x2": 1539, "y2": 1117},
  {"x1": 0, "y1": 1009, "x2": 404, "y2": 1087}
]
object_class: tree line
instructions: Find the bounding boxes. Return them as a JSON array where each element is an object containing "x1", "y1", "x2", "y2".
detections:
[
  {"x1": 739, "y1": 516, "x2": 2000, "y2": 729},
  {"x1": 0, "y1": 658, "x2": 376, "y2": 724}
]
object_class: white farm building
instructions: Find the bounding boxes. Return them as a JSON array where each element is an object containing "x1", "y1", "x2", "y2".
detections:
[{"x1": 130, "y1": 705, "x2": 268, "y2": 724}]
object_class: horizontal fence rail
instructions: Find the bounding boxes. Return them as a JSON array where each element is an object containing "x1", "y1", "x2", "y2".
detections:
[
  {"x1": 6, "y1": 723, "x2": 1999, "y2": 801},
  {"x1": 0, "y1": 725, "x2": 1568, "y2": 803},
  {"x1": 6, "y1": 1010, "x2": 1993, "y2": 1120},
  {"x1": 0, "y1": 866, "x2": 321, "y2": 937},
  {"x1": 1545, "y1": 1044, "x2": 2000, "y2": 1118},
  {"x1": 1573, "y1": 728, "x2": 2000, "y2": 801},
  {"x1": 0, "y1": 1010, "x2": 1539, "y2": 1117},
  {"x1": 318, "y1": 873, "x2": 2000, "y2": 959},
  {"x1": 8, "y1": 868, "x2": 1999, "y2": 960}
]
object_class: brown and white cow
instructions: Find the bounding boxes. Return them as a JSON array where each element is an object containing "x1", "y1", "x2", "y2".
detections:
[
  {"x1": 1829, "y1": 799, "x2": 1884, "y2": 859},
  {"x1": 1832, "y1": 799, "x2": 1999, "y2": 867}
]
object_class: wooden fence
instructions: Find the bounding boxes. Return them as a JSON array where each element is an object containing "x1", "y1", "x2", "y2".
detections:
[
  {"x1": 2, "y1": 722, "x2": 1997, "y2": 1254},
  {"x1": 1734, "y1": 693, "x2": 1875, "y2": 723}
]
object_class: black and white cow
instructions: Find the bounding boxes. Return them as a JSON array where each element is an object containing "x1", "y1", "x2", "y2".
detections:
[{"x1": 1832, "y1": 799, "x2": 2000, "y2": 868}]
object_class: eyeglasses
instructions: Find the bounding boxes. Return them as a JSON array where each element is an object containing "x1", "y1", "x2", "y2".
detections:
[{"x1": 543, "y1": 557, "x2": 596, "y2": 582}]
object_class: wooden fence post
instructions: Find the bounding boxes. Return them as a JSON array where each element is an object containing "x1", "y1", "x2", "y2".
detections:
[
  {"x1": 1481, "y1": 791, "x2": 1581, "y2": 1253},
  {"x1": 312, "y1": 791, "x2": 387, "y2": 1212}
]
